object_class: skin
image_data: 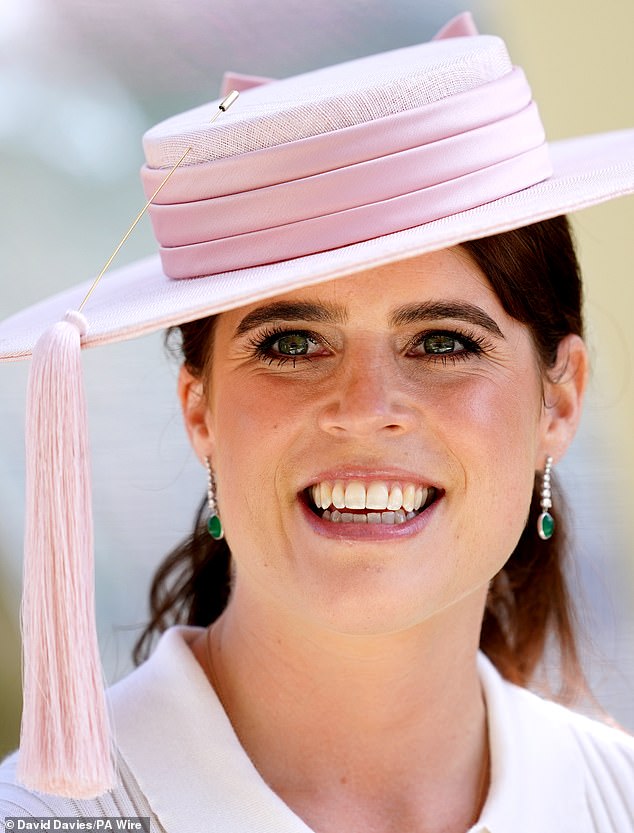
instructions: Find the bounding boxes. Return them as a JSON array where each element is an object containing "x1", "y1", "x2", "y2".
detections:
[{"x1": 180, "y1": 246, "x2": 587, "y2": 833}]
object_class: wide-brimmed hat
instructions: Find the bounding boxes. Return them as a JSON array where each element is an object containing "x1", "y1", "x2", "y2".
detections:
[
  {"x1": 0, "y1": 12, "x2": 633, "y2": 359},
  {"x1": 2, "y1": 11, "x2": 633, "y2": 801}
]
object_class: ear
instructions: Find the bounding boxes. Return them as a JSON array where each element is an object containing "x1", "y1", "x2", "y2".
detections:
[
  {"x1": 537, "y1": 334, "x2": 588, "y2": 465},
  {"x1": 178, "y1": 364, "x2": 214, "y2": 461}
]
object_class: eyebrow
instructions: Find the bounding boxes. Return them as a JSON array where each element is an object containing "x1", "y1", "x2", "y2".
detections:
[
  {"x1": 389, "y1": 301, "x2": 504, "y2": 338},
  {"x1": 234, "y1": 301, "x2": 348, "y2": 336},
  {"x1": 234, "y1": 299, "x2": 504, "y2": 339}
]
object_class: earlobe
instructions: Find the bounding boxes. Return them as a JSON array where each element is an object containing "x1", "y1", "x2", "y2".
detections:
[
  {"x1": 538, "y1": 334, "x2": 588, "y2": 464},
  {"x1": 178, "y1": 364, "x2": 214, "y2": 458}
]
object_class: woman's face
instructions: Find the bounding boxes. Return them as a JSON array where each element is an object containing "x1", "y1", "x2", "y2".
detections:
[{"x1": 182, "y1": 246, "x2": 585, "y2": 635}]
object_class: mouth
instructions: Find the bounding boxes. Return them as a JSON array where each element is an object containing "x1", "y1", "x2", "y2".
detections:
[{"x1": 302, "y1": 479, "x2": 440, "y2": 526}]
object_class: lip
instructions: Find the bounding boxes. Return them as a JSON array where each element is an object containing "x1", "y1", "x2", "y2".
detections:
[
  {"x1": 301, "y1": 467, "x2": 439, "y2": 491},
  {"x1": 298, "y1": 489, "x2": 443, "y2": 541}
]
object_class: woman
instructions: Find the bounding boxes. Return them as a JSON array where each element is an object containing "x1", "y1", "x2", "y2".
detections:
[{"x1": 1, "y1": 12, "x2": 633, "y2": 833}]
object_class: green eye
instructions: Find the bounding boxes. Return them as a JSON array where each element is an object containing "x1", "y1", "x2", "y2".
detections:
[
  {"x1": 422, "y1": 334, "x2": 462, "y2": 354},
  {"x1": 276, "y1": 333, "x2": 311, "y2": 355},
  {"x1": 252, "y1": 328, "x2": 325, "y2": 365}
]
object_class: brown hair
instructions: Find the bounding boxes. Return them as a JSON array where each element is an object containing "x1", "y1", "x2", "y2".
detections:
[{"x1": 133, "y1": 216, "x2": 586, "y2": 700}]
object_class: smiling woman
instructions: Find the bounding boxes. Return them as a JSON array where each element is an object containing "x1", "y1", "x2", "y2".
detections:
[
  {"x1": 136, "y1": 218, "x2": 586, "y2": 692},
  {"x1": 1, "y1": 12, "x2": 634, "y2": 833}
]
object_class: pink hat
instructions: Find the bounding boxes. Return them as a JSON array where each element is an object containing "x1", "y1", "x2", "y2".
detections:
[
  {"x1": 1, "y1": 13, "x2": 633, "y2": 359},
  {"x1": 1, "y1": 12, "x2": 633, "y2": 799}
]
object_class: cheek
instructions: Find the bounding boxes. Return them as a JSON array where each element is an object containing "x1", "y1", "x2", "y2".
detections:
[
  {"x1": 214, "y1": 372, "x2": 314, "y2": 436},
  {"x1": 208, "y1": 375, "x2": 311, "y2": 532},
  {"x1": 427, "y1": 369, "x2": 542, "y2": 565},
  {"x1": 422, "y1": 361, "x2": 542, "y2": 449},
  {"x1": 212, "y1": 376, "x2": 281, "y2": 454}
]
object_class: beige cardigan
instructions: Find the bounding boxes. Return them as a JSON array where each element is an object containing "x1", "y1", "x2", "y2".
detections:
[{"x1": 2, "y1": 626, "x2": 634, "y2": 833}]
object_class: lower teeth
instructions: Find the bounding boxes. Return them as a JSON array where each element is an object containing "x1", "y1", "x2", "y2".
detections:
[{"x1": 322, "y1": 509, "x2": 417, "y2": 525}]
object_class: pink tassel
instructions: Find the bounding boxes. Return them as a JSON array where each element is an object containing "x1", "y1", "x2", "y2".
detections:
[{"x1": 17, "y1": 310, "x2": 116, "y2": 798}]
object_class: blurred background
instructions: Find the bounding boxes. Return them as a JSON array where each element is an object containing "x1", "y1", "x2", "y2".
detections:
[{"x1": 1, "y1": 0, "x2": 633, "y2": 756}]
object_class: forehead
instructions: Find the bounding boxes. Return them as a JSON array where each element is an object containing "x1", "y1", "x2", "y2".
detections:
[{"x1": 221, "y1": 246, "x2": 505, "y2": 332}]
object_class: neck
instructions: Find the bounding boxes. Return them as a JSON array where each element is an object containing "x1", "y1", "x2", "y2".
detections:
[{"x1": 192, "y1": 582, "x2": 490, "y2": 833}]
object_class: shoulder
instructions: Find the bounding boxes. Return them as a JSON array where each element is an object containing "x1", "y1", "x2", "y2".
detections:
[
  {"x1": 1, "y1": 628, "x2": 205, "y2": 828},
  {"x1": 0, "y1": 750, "x2": 155, "y2": 825},
  {"x1": 480, "y1": 652, "x2": 634, "y2": 759},
  {"x1": 524, "y1": 687, "x2": 634, "y2": 793},
  {"x1": 507, "y1": 673, "x2": 634, "y2": 763},
  {"x1": 478, "y1": 653, "x2": 634, "y2": 830},
  {"x1": 521, "y1": 686, "x2": 634, "y2": 828},
  {"x1": 0, "y1": 751, "x2": 58, "y2": 822}
]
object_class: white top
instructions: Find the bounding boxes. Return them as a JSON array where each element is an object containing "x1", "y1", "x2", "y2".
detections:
[{"x1": 2, "y1": 626, "x2": 634, "y2": 832}]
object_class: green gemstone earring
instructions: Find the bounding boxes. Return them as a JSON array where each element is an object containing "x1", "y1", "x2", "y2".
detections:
[
  {"x1": 537, "y1": 455, "x2": 554, "y2": 541},
  {"x1": 205, "y1": 457, "x2": 224, "y2": 540}
]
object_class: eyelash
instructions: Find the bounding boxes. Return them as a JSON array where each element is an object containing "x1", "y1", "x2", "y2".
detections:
[
  {"x1": 246, "y1": 325, "x2": 492, "y2": 367},
  {"x1": 405, "y1": 327, "x2": 492, "y2": 364},
  {"x1": 246, "y1": 326, "x2": 326, "y2": 367}
]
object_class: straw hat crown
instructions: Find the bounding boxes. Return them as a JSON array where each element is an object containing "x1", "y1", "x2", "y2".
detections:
[{"x1": 143, "y1": 34, "x2": 513, "y2": 166}]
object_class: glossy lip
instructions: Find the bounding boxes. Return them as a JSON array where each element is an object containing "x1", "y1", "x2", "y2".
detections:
[{"x1": 298, "y1": 488, "x2": 443, "y2": 541}]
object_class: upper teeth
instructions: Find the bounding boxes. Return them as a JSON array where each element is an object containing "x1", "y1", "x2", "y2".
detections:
[{"x1": 310, "y1": 481, "x2": 427, "y2": 512}]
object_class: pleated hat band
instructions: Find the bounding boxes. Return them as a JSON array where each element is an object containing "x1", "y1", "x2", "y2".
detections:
[
  {"x1": 143, "y1": 68, "x2": 551, "y2": 278},
  {"x1": 1, "y1": 12, "x2": 632, "y2": 360}
]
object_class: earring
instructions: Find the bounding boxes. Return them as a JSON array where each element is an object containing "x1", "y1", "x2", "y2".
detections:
[
  {"x1": 537, "y1": 455, "x2": 554, "y2": 540},
  {"x1": 205, "y1": 457, "x2": 224, "y2": 540}
]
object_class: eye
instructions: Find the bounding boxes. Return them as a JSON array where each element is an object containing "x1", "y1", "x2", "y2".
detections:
[
  {"x1": 406, "y1": 328, "x2": 488, "y2": 362},
  {"x1": 247, "y1": 327, "x2": 329, "y2": 366},
  {"x1": 274, "y1": 332, "x2": 316, "y2": 356},
  {"x1": 413, "y1": 333, "x2": 468, "y2": 355}
]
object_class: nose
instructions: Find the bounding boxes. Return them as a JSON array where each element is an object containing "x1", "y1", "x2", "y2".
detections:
[{"x1": 317, "y1": 351, "x2": 418, "y2": 437}]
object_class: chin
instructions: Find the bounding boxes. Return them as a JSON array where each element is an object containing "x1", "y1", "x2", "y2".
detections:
[{"x1": 283, "y1": 559, "x2": 480, "y2": 638}]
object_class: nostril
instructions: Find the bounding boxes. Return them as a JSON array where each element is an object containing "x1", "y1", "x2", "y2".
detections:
[
  {"x1": 318, "y1": 410, "x2": 413, "y2": 436},
  {"x1": 317, "y1": 376, "x2": 416, "y2": 436}
]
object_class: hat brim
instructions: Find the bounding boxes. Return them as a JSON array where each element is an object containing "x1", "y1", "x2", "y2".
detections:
[{"x1": 1, "y1": 127, "x2": 633, "y2": 362}]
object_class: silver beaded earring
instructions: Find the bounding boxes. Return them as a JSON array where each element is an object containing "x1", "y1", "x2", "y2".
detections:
[
  {"x1": 537, "y1": 455, "x2": 554, "y2": 540},
  {"x1": 205, "y1": 457, "x2": 224, "y2": 540}
]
